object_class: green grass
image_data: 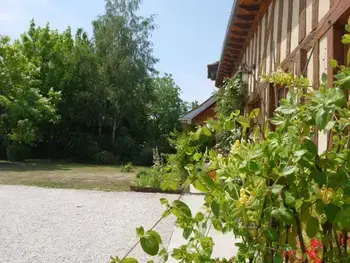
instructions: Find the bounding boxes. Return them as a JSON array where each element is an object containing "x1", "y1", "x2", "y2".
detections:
[{"x1": 0, "y1": 160, "x2": 148, "y2": 192}]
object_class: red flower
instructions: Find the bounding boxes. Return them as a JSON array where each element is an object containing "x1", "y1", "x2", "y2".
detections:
[
  {"x1": 311, "y1": 238, "x2": 322, "y2": 250},
  {"x1": 307, "y1": 250, "x2": 318, "y2": 260}
]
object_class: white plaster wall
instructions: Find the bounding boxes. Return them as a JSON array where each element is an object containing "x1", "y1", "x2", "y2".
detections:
[
  {"x1": 307, "y1": 49, "x2": 314, "y2": 87},
  {"x1": 266, "y1": 3, "x2": 273, "y2": 74},
  {"x1": 291, "y1": 0, "x2": 300, "y2": 52},
  {"x1": 281, "y1": 0, "x2": 290, "y2": 62},
  {"x1": 306, "y1": 0, "x2": 313, "y2": 34},
  {"x1": 273, "y1": 0, "x2": 279, "y2": 71},
  {"x1": 318, "y1": 35, "x2": 328, "y2": 154},
  {"x1": 260, "y1": 14, "x2": 266, "y2": 71},
  {"x1": 319, "y1": 34, "x2": 328, "y2": 84},
  {"x1": 318, "y1": 0, "x2": 330, "y2": 22},
  {"x1": 318, "y1": 131, "x2": 328, "y2": 154}
]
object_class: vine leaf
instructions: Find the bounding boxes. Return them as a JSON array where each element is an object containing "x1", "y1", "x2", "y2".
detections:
[
  {"x1": 172, "y1": 200, "x2": 192, "y2": 218},
  {"x1": 123, "y1": 258, "x2": 138, "y2": 263},
  {"x1": 136, "y1": 226, "x2": 145, "y2": 237},
  {"x1": 211, "y1": 201, "x2": 220, "y2": 217},
  {"x1": 306, "y1": 217, "x2": 319, "y2": 238},
  {"x1": 272, "y1": 208, "x2": 295, "y2": 224},
  {"x1": 324, "y1": 204, "x2": 340, "y2": 222},
  {"x1": 283, "y1": 166, "x2": 296, "y2": 176},
  {"x1": 273, "y1": 252, "x2": 283, "y2": 263},
  {"x1": 140, "y1": 231, "x2": 161, "y2": 256}
]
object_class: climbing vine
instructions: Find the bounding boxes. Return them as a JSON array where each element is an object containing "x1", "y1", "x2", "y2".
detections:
[
  {"x1": 111, "y1": 21, "x2": 350, "y2": 263},
  {"x1": 216, "y1": 72, "x2": 248, "y2": 118}
]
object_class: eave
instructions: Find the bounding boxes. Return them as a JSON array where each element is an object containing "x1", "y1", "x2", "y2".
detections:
[{"x1": 215, "y1": 0, "x2": 273, "y2": 88}]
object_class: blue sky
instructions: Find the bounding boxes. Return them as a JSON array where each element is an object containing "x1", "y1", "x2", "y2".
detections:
[{"x1": 0, "y1": 0, "x2": 233, "y2": 103}]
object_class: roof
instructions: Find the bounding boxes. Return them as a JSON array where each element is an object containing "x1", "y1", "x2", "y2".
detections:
[
  {"x1": 216, "y1": 0, "x2": 272, "y2": 87},
  {"x1": 207, "y1": 62, "x2": 219, "y2": 81},
  {"x1": 179, "y1": 95, "x2": 216, "y2": 125}
]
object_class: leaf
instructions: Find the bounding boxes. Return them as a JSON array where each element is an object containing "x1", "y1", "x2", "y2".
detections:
[
  {"x1": 192, "y1": 179, "x2": 208, "y2": 192},
  {"x1": 346, "y1": 24, "x2": 350, "y2": 33},
  {"x1": 160, "y1": 198, "x2": 168, "y2": 205},
  {"x1": 123, "y1": 258, "x2": 138, "y2": 263},
  {"x1": 277, "y1": 105, "x2": 296, "y2": 114},
  {"x1": 283, "y1": 191, "x2": 296, "y2": 208},
  {"x1": 273, "y1": 252, "x2": 283, "y2": 263},
  {"x1": 310, "y1": 171, "x2": 327, "y2": 187},
  {"x1": 304, "y1": 139, "x2": 317, "y2": 155},
  {"x1": 267, "y1": 228, "x2": 278, "y2": 241},
  {"x1": 249, "y1": 108, "x2": 260, "y2": 120},
  {"x1": 172, "y1": 200, "x2": 192, "y2": 218},
  {"x1": 192, "y1": 152, "x2": 202, "y2": 161},
  {"x1": 295, "y1": 149, "x2": 308, "y2": 157},
  {"x1": 272, "y1": 208, "x2": 295, "y2": 224},
  {"x1": 202, "y1": 127, "x2": 212, "y2": 137},
  {"x1": 271, "y1": 185, "x2": 284, "y2": 194},
  {"x1": 270, "y1": 118, "x2": 284, "y2": 126},
  {"x1": 140, "y1": 235, "x2": 159, "y2": 256},
  {"x1": 147, "y1": 230, "x2": 162, "y2": 244},
  {"x1": 306, "y1": 217, "x2": 319, "y2": 238},
  {"x1": 136, "y1": 226, "x2": 144, "y2": 237},
  {"x1": 334, "y1": 207, "x2": 350, "y2": 230},
  {"x1": 324, "y1": 204, "x2": 341, "y2": 222},
  {"x1": 324, "y1": 121, "x2": 335, "y2": 132},
  {"x1": 237, "y1": 116, "x2": 249, "y2": 127},
  {"x1": 315, "y1": 109, "x2": 328, "y2": 130},
  {"x1": 321, "y1": 73, "x2": 328, "y2": 83},
  {"x1": 283, "y1": 166, "x2": 297, "y2": 176},
  {"x1": 211, "y1": 201, "x2": 220, "y2": 217},
  {"x1": 329, "y1": 59, "x2": 338, "y2": 68},
  {"x1": 183, "y1": 228, "x2": 192, "y2": 239}
]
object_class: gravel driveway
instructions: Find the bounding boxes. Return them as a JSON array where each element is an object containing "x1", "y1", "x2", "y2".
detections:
[{"x1": 0, "y1": 185, "x2": 177, "y2": 263}]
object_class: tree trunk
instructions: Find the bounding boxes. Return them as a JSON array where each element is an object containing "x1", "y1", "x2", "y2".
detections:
[{"x1": 112, "y1": 118, "x2": 117, "y2": 143}]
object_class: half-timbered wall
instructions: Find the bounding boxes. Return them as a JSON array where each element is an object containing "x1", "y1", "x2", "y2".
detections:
[{"x1": 227, "y1": 0, "x2": 350, "y2": 152}]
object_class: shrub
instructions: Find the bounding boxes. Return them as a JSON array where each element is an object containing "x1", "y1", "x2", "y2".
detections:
[
  {"x1": 134, "y1": 169, "x2": 162, "y2": 188},
  {"x1": 6, "y1": 143, "x2": 29, "y2": 162},
  {"x1": 120, "y1": 162, "x2": 135, "y2": 172},
  {"x1": 168, "y1": 127, "x2": 214, "y2": 180},
  {"x1": 92, "y1": 151, "x2": 117, "y2": 165}
]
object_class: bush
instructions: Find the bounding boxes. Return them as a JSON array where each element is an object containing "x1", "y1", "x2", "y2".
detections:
[
  {"x1": 6, "y1": 143, "x2": 29, "y2": 162},
  {"x1": 134, "y1": 144, "x2": 153, "y2": 166},
  {"x1": 69, "y1": 135, "x2": 100, "y2": 162},
  {"x1": 120, "y1": 162, "x2": 135, "y2": 172},
  {"x1": 92, "y1": 151, "x2": 118, "y2": 165},
  {"x1": 134, "y1": 169, "x2": 162, "y2": 188},
  {"x1": 168, "y1": 127, "x2": 214, "y2": 180}
]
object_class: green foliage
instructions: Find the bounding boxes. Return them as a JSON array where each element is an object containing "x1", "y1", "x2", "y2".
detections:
[
  {"x1": 93, "y1": 151, "x2": 118, "y2": 165},
  {"x1": 216, "y1": 73, "x2": 248, "y2": 118},
  {"x1": 120, "y1": 162, "x2": 135, "y2": 173},
  {"x1": 134, "y1": 169, "x2": 163, "y2": 188},
  {"x1": 116, "y1": 25, "x2": 350, "y2": 262},
  {"x1": 6, "y1": 143, "x2": 30, "y2": 162},
  {"x1": 168, "y1": 127, "x2": 214, "y2": 180},
  {"x1": 0, "y1": 34, "x2": 60, "y2": 145},
  {"x1": 0, "y1": 0, "x2": 186, "y2": 164}
]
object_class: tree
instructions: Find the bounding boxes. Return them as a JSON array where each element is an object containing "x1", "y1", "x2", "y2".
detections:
[
  {"x1": 148, "y1": 74, "x2": 187, "y2": 151},
  {"x1": 0, "y1": 35, "x2": 60, "y2": 145},
  {"x1": 93, "y1": 0, "x2": 157, "y2": 143}
]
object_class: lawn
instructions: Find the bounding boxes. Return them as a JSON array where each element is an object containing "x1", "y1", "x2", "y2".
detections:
[{"x1": 0, "y1": 160, "x2": 145, "y2": 191}]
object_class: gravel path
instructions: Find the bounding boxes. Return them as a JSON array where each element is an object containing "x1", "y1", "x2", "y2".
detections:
[{"x1": 0, "y1": 185, "x2": 177, "y2": 263}]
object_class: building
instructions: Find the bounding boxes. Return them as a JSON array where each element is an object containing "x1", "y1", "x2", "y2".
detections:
[
  {"x1": 208, "y1": 0, "x2": 350, "y2": 154},
  {"x1": 179, "y1": 95, "x2": 216, "y2": 127}
]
